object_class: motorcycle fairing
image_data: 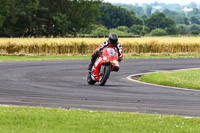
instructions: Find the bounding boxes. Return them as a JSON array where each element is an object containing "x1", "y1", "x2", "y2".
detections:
[{"x1": 91, "y1": 48, "x2": 118, "y2": 82}]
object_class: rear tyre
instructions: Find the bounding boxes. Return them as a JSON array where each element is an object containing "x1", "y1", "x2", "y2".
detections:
[
  {"x1": 99, "y1": 65, "x2": 111, "y2": 86},
  {"x1": 87, "y1": 73, "x2": 96, "y2": 85}
]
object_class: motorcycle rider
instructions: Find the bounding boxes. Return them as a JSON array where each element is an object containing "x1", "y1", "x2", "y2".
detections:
[{"x1": 88, "y1": 33, "x2": 123, "y2": 72}]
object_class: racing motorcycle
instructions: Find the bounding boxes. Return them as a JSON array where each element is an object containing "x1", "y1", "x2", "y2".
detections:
[{"x1": 87, "y1": 48, "x2": 119, "y2": 86}]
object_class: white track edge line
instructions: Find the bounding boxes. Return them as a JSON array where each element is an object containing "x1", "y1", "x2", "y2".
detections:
[{"x1": 127, "y1": 68, "x2": 200, "y2": 92}]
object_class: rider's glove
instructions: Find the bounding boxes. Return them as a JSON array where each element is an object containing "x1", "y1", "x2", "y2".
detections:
[
  {"x1": 118, "y1": 57, "x2": 122, "y2": 62},
  {"x1": 95, "y1": 50, "x2": 101, "y2": 56}
]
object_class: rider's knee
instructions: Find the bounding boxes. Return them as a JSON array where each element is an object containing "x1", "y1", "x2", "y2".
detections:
[{"x1": 113, "y1": 66, "x2": 119, "y2": 72}]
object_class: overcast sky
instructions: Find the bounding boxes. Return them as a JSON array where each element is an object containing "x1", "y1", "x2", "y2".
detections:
[{"x1": 104, "y1": 0, "x2": 199, "y2": 5}]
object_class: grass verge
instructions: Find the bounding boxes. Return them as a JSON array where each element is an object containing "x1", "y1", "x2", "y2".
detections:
[
  {"x1": 0, "y1": 106, "x2": 200, "y2": 133},
  {"x1": 139, "y1": 69, "x2": 200, "y2": 90},
  {"x1": 0, "y1": 55, "x2": 91, "y2": 61},
  {"x1": 1, "y1": 53, "x2": 200, "y2": 61}
]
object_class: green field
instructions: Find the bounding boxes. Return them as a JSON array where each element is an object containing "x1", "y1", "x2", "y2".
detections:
[
  {"x1": 139, "y1": 69, "x2": 200, "y2": 90},
  {"x1": 0, "y1": 55, "x2": 91, "y2": 61},
  {"x1": 1, "y1": 54, "x2": 200, "y2": 61},
  {"x1": 0, "y1": 106, "x2": 200, "y2": 133}
]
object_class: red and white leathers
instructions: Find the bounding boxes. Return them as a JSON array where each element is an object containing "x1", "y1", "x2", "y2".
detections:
[
  {"x1": 92, "y1": 40, "x2": 123, "y2": 59},
  {"x1": 88, "y1": 40, "x2": 123, "y2": 71}
]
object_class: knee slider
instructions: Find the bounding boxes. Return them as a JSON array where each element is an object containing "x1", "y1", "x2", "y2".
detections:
[{"x1": 113, "y1": 66, "x2": 119, "y2": 72}]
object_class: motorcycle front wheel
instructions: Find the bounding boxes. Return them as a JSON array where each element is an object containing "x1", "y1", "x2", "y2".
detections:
[{"x1": 99, "y1": 65, "x2": 111, "y2": 86}]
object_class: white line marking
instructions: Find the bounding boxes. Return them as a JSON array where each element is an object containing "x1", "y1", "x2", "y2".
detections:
[{"x1": 127, "y1": 68, "x2": 200, "y2": 92}]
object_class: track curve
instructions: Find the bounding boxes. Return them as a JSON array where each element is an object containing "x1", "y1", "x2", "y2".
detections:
[{"x1": 0, "y1": 58, "x2": 200, "y2": 117}]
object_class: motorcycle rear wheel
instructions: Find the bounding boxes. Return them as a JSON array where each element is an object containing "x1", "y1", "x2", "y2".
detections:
[
  {"x1": 99, "y1": 65, "x2": 111, "y2": 86},
  {"x1": 87, "y1": 72, "x2": 96, "y2": 85}
]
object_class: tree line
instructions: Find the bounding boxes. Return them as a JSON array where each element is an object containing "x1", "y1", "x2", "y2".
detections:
[
  {"x1": 118, "y1": 2, "x2": 200, "y2": 35},
  {"x1": 0, "y1": 0, "x2": 102, "y2": 37},
  {"x1": 0, "y1": 0, "x2": 191, "y2": 37}
]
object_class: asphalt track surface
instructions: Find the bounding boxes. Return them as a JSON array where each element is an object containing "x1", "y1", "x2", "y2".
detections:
[{"x1": 0, "y1": 58, "x2": 200, "y2": 117}]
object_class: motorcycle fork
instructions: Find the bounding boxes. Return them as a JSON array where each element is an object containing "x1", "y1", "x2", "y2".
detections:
[
  {"x1": 99, "y1": 65, "x2": 105, "y2": 76},
  {"x1": 100, "y1": 64, "x2": 112, "y2": 79}
]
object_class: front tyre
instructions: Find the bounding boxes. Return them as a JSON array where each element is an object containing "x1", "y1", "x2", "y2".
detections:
[
  {"x1": 87, "y1": 73, "x2": 96, "y2": 85},
  {"x1": 99, "y1": 65, "x2": 111, "y2": 86}
]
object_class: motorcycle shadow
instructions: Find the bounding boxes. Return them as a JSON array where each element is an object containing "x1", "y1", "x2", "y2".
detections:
[{"x1": 91, "y1": 84, "x2": 130, "y2": 88}]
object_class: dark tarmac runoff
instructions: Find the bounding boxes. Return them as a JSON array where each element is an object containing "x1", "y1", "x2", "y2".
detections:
[{"x1": 0, "y1": 58, "x2": 200, "y2": 117}]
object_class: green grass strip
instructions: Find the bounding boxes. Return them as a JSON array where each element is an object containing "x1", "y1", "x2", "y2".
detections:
[
  {"x1": 0, "y1": 55, "x2": 91, "y2": 61},
  {"x1": 0, "y1": 106, "x2": 200, "y2": 133},
  {"x1": 139, "y1": 69, "x2": 200, "y2": 90},
  {"x1": 1, "y1": 54, "x2": 200, "y2": 61}
]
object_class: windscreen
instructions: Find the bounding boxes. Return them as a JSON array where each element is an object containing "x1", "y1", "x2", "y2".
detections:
[{"x1": 106, "y1": 48, "x2": 115, "y2": 57}]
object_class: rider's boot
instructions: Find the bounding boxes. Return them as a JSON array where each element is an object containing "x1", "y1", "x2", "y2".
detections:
[
  {"x1": 88, "y1": 55, "x2": 98, "y2": 72},
  {"x1": 88, "y1": 63, "x2": 93, "y2": 72}
]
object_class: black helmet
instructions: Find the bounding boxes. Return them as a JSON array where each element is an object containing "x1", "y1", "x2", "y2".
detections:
[{"x1": 108, "y1": 33, "x2": 118, "y2": 47}]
